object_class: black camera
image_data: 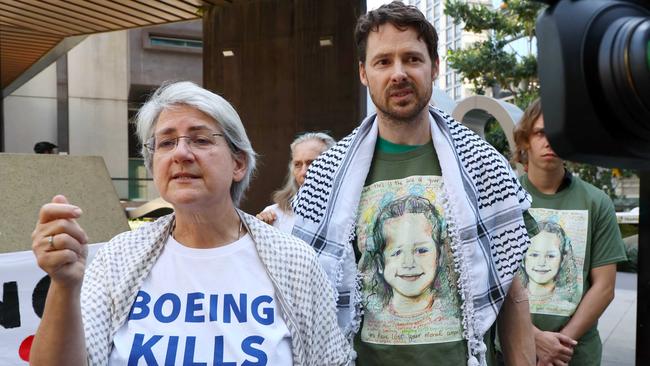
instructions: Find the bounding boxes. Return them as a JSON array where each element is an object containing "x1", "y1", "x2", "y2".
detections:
[{"x1": 536, "y1": 0, "x2": 650, "y2": 169}]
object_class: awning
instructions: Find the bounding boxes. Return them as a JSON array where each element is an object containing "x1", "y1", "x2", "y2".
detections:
[{"x1": 1, "y1": 0, "x2": 230, "y2": 95}]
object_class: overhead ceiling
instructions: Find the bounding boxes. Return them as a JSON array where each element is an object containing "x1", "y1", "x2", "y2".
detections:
[{"x1": 1, "y1": 0, "x2": 230, "y2": 93}]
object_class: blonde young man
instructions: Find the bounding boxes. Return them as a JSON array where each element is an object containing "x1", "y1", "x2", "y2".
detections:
[{"x1": 513, "y1": 99, "x2": 627, "y2": 366}]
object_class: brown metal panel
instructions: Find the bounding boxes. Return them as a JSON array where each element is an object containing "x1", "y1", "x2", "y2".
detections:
[
  {"x1": 64, "y1": 0, "x2": 151, "y2": 26},
  {"x1": 39, "y1": 0, "x2": 141, "y2": 29},
  {"x1": 110, "y1": 0, "x2": 183, "y2": 22},
  {"x1": 1, "y1": 50, "x2": 57, "y2": 60},
  {"x1": 0, "y1": 3, "x2": 95, "y2": 34},
  {"x1": 0, "y1": 0, "x2": 207, "y2": 92},
  {"x1": 19, "y1": 0, "x2": 125, "y2": 30},
  {"x1": 182, "y1": 0, "x2": 206, "y2": 6},
  {"x1": 0, "y1": 0, "x2": 102, "y2": 33},
  {"x1": 0, "y1": 13, "x2": 70, "y2": 35},
  {"x1": 1, "y1": 35, "x2": 59, "y2": 46},
  {"x1": 136, "y1": 0, "x2": 198, "y2": 19},
  {"x1": 201, "y1": 0, "x2": 234, "y2": 6},
  {"x1": 204, "y1": 0, "x2": 364, "y2": 213},
  {"x1": 157, "y1": 0, "x2": 201, "y2": 15},
  {"x1": 85, "y1": 0, "x2": 171, "y2": 24},
  {"x1": 1, "y1": 36, "x2": 59, "y2": 47},
  {"x1": 0, "y1": 25, "x2": 59, "y2": 39}
]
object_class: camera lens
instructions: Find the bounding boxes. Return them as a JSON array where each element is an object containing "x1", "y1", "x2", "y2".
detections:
[{"x1": 599, "y1": 16, "x2": 650, "y2": 141}]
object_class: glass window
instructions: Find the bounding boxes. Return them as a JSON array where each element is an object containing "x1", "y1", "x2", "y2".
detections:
[{"x1": 149, "y1": 36, "x2": 202, "y2": 49}]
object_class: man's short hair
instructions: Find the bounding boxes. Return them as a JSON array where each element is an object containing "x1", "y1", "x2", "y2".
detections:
[
  {"x1": 512, "y1": 98, "x2": 543, "y2": 166},
  {"x1": 354, "y1": 1, "x2": 439, "y2": 63},
  {"x1": 33, "y1": 141, "x2": 57, "y2": 154}
]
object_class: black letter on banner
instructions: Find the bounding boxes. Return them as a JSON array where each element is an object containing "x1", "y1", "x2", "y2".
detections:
[
  {"x1": 32, "y1": 275, "x2": 50, "y2": 318},
  {"x1": 0, "y1": 281, "x2": 21, "y2": 328}
]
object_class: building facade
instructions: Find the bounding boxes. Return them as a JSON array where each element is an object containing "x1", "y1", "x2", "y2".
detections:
[
  {"x1": 407, "y1": 0, "x2": 492, "y2": 100},
  {"x1": 3, "y1": 21, "x2": 203, "y2": 202}
]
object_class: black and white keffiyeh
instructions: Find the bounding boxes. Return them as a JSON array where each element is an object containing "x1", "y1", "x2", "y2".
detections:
[{"x1": 292, "y1": 106, "x2": 532, "y2": 366}]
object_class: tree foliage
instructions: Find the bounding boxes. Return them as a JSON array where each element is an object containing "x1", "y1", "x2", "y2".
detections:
[
  {"x1": 484, "y1": 117, "x2": 510, "y2": 159},
  {"x1": 444, "y1": 0, "x2": 543, "y2": 108},
  {"x1": 444, "y1": 0, "x2": 636, "y2": 201}
]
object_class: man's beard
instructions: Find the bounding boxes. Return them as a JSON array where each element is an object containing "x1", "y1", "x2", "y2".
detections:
[{"x1": 371, "y1": 81, "x2": 432, "y2": 124}]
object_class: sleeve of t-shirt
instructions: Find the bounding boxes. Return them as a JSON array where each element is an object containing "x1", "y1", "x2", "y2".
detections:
[
  {"x1": 589, "y1": 194, "x2": 627, "y2": 268},
  {"x1": 523, "y1": 210, "x2": 539, "y2": 237}
]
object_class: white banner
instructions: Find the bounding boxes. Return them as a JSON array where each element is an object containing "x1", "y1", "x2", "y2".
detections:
[{"x1": 0, "y1": 243, "x2": 103, "y2": 365}]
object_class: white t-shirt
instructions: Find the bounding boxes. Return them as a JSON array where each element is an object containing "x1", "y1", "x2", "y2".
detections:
[
  {"x1": 262, "y1": 204, "x2": 295, "y2": 234},
  {"x1": 109, "y1": 234, "x2": 293, "y2": 366}
]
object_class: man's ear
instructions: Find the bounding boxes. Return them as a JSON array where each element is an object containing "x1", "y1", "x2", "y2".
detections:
[
  {"x1": 359, "y1": 61, "x2": 369, "y2": 87},
  {"x1": 431, "y1": 58, "x2": 440, "y2": 80}
]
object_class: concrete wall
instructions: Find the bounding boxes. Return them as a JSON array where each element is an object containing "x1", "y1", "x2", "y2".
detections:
[
  {"x1": 3, "y1": 31, "x2": 129, "y2": 181},
  {"x1": 129, "y1": 20, "x2": 202, "y2": 89},
  {"x1": 68, "y1": 31, "x2": 129, "y2": 185},
  {"x1": 0, "y1": 154, "x2": 129, "y2": 253},
  {"x1": 3, "y1": 64, "x2": 58, "y2": 153}
]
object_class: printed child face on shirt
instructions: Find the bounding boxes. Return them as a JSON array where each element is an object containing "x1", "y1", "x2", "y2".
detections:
[
  {"x1": 358, "y1": 179, "x2": 464, "y2": 345},
  {"x1": 525, "y1": 230, "x2": 563, "y2": 289},
  {"x1": 373, "y1": 196, "x2": 443, "y2": 315},
  {"x1": 382, "y1": 213, "x2": 438, "y2": 304},
  {"x1": 520, "y1": 211, "x2": 585, "y2": 317}
]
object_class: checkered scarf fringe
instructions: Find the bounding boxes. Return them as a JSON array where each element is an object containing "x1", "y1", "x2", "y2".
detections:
[{"x1": 292, "y1": 106, "x2": 531, "y2": 366}]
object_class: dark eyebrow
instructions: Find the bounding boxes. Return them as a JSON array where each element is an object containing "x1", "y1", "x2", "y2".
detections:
[
  {"x1": 403, "y1": 51, "x2": 426, "y2": 58},
  {"x1": 369, "y1": 52, "x2": 390, "y2": 62}
]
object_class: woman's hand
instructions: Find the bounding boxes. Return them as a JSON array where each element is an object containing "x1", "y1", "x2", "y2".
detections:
[
  {"x1": 256, "y1": 210, "x2": 277, "y2": 225},
  {"x1": 31, "y1": 195, "x2": 89, "y2": 288}
]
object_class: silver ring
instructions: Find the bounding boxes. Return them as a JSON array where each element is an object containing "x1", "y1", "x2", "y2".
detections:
[{"x1": 48, "y1": 235, "x2": 55, "y2": 249}]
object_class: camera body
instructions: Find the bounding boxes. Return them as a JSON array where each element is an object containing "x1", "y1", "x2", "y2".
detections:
[{"x1": 536, "y1": 0, "x2": 650, "y2": 169}]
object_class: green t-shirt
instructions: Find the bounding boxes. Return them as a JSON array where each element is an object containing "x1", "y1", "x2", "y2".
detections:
[
  {"x1": 519, "y1": 174, "x2": 627, "y2": 365},
  {"x1": 354, "y1": 138, "x2": 498, "y2": 366}
]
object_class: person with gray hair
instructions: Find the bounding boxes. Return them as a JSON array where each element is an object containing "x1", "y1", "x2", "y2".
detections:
[
  {"x1": 29, "y1": 81, "x2": 350, "y2": 365},
  {"x1": 257, "y1": 132, "x2": 335, "y2": 232}
]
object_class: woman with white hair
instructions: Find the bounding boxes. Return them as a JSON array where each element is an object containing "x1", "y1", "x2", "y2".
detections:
[
  {"x1": 257, "y1": 132, "x2": 335, "y2": 232},
  {"x1": 29, "y1": 81, "x2": 349, "y2": 366}
]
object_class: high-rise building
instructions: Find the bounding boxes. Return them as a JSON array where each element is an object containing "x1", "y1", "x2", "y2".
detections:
[{"x1": 406, "y1": 0, "x2": 493, "y2": 100}]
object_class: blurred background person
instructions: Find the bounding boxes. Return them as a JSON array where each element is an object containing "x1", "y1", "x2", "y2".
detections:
[
  {"x1": 33, "y1": 141, "x2": 58, "y2": 154},
  {"x1": 257, "y1": 132, "x2": 335, "y2": 232},
  {"x1": 513, "y1": 98, "x2": 627, "y2": 366}
]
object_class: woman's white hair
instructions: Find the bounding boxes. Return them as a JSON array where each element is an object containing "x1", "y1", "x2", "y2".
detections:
[
  {"x1": 271, "y1": 132, "x2": 336, "y2": 212},
  {"x1": 135, "y1": 81, "x2": 257, "y2": 206}
]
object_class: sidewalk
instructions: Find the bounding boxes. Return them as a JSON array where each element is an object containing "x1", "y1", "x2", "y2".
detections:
[{"x1": 598, "y1": 271, "x2": 637, "y2": 366}]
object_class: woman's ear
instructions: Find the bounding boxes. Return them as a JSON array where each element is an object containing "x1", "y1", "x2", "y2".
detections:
[{"x1": 232, "y1": 152, "x2": 247, "y2": 183}]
